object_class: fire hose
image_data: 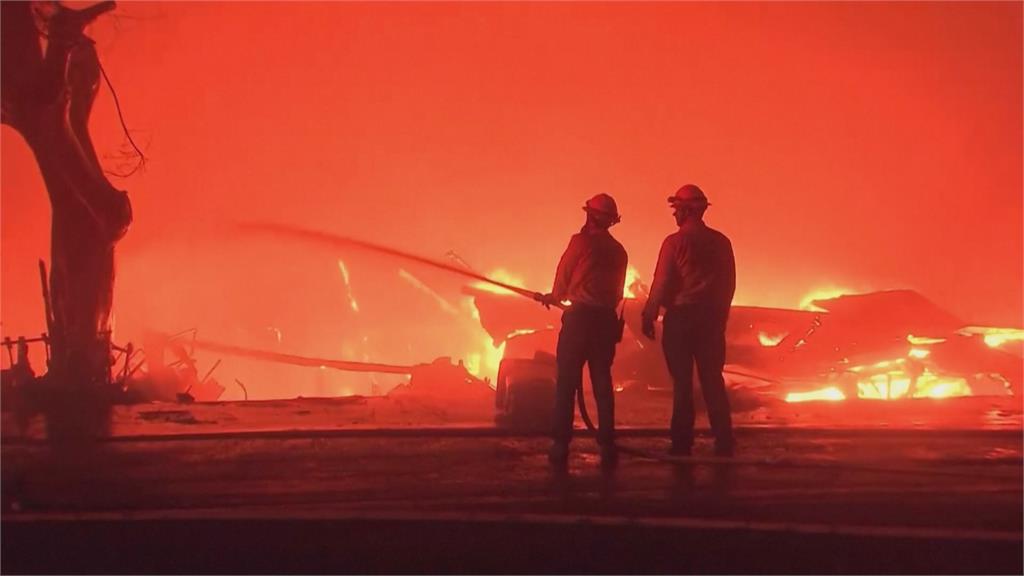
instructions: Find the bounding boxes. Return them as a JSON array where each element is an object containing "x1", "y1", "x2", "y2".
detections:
[
  {"x1": 240, "y1": 222, "x2": 597, "y2": 431},
  {"x1": 240, "y1": 222, "x2": 558, "y2": 305}
]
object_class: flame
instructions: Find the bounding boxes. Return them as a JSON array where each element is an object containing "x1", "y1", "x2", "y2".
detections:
[
  {"x1": 785, "y1": 371, "x2": 972, "y2": 403},
  {"x1": 907, "y1": 334, "x2": 946, "y2": 345},
  {"x1": 857, "y1": 373, "x2": 913, "y2": 399},
  {"x1": 336, "y1": 259, "x2": 360, "y2": 313},
  {"x1": 785, "y1": 387, "x2": 846, "y2": 403},
  {"x1": 798, "y1": 285, "x2": 854, "y2": 311},
  {"x1": 624, "y1": 266, "x2": 640, "y2": 298},
  {"x1": 758, "y1": 331, "x2": 787, "y2": 347},
  {"x1": 848, "y1": 340, "x2": 973, "y2": 399},
  {"x1": 472, "y1": 268, "x2": 527, "y2": 296},
  {"x1": 849, "y1": 358, "x2": 904, "y2": 373},
  {"x1": 463, "y1": 272, "x2": 521, "y2": 382},
  {"x1": 957, "y1": 326, "x2": 1024, "y2": 348},
  {"x1": 857, "y1": 369, "x2": 971, "y2": 400},
  {"x1": 787, "y1": 336, "x2": 976, "y2": 402},
  {"x1": 913, "y1": 372, "x2": 971, "y2": 398},
  {"x1": 465, "y1": 341, "x2": 506, "y2": 382}
]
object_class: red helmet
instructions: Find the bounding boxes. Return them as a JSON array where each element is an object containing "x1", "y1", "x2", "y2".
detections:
[
  {"x1": 668, "y1": 184, "x2": 711, "y2": 207},
  {"x1": 582, "y1": 193, "x2": 621, "y2": 223}
]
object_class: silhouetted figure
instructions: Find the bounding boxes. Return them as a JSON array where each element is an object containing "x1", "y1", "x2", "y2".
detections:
[
  {"x1": 539, "y1": 194, "x2": 628, "y2": 467},
  {"x1": 642, "y1": 184, "x2": 736, "y2": 456}
]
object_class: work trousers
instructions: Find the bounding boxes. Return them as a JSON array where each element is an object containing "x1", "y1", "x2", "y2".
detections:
[
  {"x1": 552, "y1": 305, "x2": 619, "y2": 447},
  {"x1": 662, "y1": 304, "x2": 734, "y2": 449}
]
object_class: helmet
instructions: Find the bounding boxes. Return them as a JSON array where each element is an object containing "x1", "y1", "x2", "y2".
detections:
[
  {"x1": 582, "y1": 193, "x2": 621, "y2": 223},
  {"x1": 668, "y1": 184, "x2": 710, "y2": 207}
]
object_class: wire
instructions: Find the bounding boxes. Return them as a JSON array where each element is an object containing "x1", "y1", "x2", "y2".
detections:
[{"x1": 96, "y1": 57, "x2": 145, "y2": 176}]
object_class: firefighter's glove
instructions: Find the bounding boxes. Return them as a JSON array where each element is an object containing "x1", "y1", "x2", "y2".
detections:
[{"x1": 534, "y1": 292, "x2": 556, "y2": 310}]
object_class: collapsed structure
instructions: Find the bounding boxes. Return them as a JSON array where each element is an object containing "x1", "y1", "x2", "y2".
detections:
[
  {"x1": 4, "y1": 277, "x2": 1019, "y2": 434},
  {"x1": 474, "y1": 285, "x2": 1021, "y2": 428},
  {"x1": 2, "y1": 208, "x2": 1019, "y2": 431}
]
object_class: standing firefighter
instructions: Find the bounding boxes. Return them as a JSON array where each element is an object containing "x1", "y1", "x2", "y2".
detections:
[
  {"x1": 538, "y1": 194, "x2": 628, "y2": 467},
  {"x1": 642, "y1": 184, "x2": 736, "y2": 457}
]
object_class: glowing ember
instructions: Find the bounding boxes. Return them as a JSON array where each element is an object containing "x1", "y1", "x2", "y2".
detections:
[
  {"x1": 907, "y1": 348, "x2": 931, "y2": 359},
  {"x1": 957, "y1": 326, "x2": 1024, "y2": 348},
  {"x1": 336, "y1": 259, "x2": 360, "y2": 313},
  {"x1": 786, "y1": 387, "x2": 846, "y2": 402},
  {"x1": 758, "y1": 331, "x2": 787, "y2": 347}
]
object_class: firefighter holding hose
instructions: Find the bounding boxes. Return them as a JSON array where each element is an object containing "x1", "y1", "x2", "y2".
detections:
[{"x1": 537, "y1": 194, "x2": 628, "y2": 467}]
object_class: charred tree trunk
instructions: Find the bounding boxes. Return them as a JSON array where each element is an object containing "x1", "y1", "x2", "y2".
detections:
[{"x1": 2, "y1": 2, "x2": 132, "y2": 439}]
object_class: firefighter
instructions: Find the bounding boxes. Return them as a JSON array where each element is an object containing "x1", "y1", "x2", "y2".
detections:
[
  {"x1": 641, "y1": 184, "x2": 736, "y2": 457},
  {"x1": 538, "y1": 194, "x2": 628, "y2": 467}
]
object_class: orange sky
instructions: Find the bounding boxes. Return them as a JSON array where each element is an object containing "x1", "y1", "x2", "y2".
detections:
[{"x1": 2, "y1": 2, "x2": 1021, "y2": 398}]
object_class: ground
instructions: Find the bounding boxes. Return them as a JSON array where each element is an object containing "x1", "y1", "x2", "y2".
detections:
[{"x1": 1, "y1": 395, "x2": 1022, "y2": 573}]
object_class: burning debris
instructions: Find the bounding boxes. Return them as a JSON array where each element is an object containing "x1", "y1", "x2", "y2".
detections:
[
  {"x1": 471, "y1": 285, "x2": 1020, "y2": 426},
  {"x1": 189, "y1": 338, "x2": 492, "y2": 400},
  {"x1": 224, "y1": 224, "x2": 1020, "y2": 427},
  {"x1": 1, "y1": 329, "x2": 226, "y2": 409},
  {"x1": 130, "y1": 332, "x2": 226, "y2": 404},
  {"x1": 5, "y1": 219, "x2": 1018, "y2": 439}
]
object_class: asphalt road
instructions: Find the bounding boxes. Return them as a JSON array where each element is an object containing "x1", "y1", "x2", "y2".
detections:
[{"x1": 2, "y1": 428, "x2": 1021, "y2": 573}]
